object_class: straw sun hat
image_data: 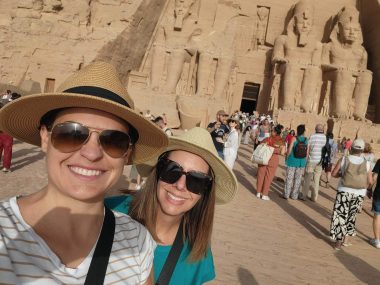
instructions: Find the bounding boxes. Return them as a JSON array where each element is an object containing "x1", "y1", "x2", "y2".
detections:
[
  {"x1": 138, "y1": 127, "x2": 238, "y2": 204},
  {"x1": 0, "y1": 61, "x2": 168, "y2": 164}
]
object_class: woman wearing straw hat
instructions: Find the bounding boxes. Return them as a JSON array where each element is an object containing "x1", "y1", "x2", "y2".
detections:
[
  {"x1": 0, "y1": 62, "x2": 168, "y2": 284},
  {"x1": 106, "y1": 127, "x2": 237, "y2": 285}
]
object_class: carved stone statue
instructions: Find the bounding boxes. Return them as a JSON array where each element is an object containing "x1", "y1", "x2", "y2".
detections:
[
  {"x1": 272, "y1": 0, "x2": 322, "y2": 113},
  {"x1": 174, "y1": 0, "x2": 195, "y2": 31},
  {"x1": 322, "y1": 6, "x2": 372, "y2": 121},
  {"x1": 256, "y1": 6, "x2": 269, "y2": 47},
  {"x1": 149, "y1": 0, "x2": 197, "y2": 94}
]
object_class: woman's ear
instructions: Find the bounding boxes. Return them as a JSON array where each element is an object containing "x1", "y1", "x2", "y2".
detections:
[{"x1": 40, "y1": 126, "x2": 49, "y2": 153}]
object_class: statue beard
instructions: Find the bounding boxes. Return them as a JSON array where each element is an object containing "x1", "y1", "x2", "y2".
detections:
[{"x1": 298, "y1": 31, "x2": 310, "y2": 47}]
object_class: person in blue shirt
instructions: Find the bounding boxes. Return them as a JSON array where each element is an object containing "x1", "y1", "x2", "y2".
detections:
[
  {"x1": 106, "y1": 127, "x2": 238, "y2": 285},
  {"x1": 284, "y1": 124, "x2": 308, "y2": 200}
]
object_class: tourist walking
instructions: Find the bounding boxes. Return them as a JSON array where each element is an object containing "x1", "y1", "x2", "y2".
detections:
[
  {"x1": 302, "y1": 124, "x2": 326, "y2": 202},
  {"x1": 242, "y1": 125, "x2": 252, "y2": 145},
  {"x1": 0, "y1": 62, "x2": 169, "y2": 284},
  {"x1": 224, "y1": 118, "x2": 239, "y2": 169},
  {"x1": 105, "y1": 127, "x2": 237, "y2": 284},
  {"x1": 368, "y1": 158, "x2": 380, "y2": 249},
  {"x1": 0, "y1": 131, "x2": 13, "y2": 172},
  {"x1": 321, "y1": 132, "x2": 338, "y2": 188},
  {"x1": 207, "y1": 110, "x2": 229, "y2": 159},
  {"x1": 330, "y1": 139, "x2": 373, "y2": 250},
  {"x1": 256, "y1": 124, "x2": 285, "y2": 201},
  {"x1": 284, "y1": 124, "x2": 307, "y2": 200}
]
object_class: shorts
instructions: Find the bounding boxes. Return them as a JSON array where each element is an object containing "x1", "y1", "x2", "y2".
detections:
[{"x1": 372, "y1": 198, "x2": 380, "y2": 215}]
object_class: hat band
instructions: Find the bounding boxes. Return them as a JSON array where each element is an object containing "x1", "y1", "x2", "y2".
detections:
[{"x1": 63, "y1": 86, "x2": 130, "y2": 107}]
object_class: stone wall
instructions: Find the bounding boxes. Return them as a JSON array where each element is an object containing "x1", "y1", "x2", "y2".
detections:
[{"x1": 0, "y1": 0, "x2": 167, "y2": 91}]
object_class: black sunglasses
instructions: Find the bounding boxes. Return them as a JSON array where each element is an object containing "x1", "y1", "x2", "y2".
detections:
[
  {"x1": 156, "y1": 158, "x2": 213, "y2": 195},
  {"x1": 49, "y1": 121, "x2": 132, "y2": 158}
]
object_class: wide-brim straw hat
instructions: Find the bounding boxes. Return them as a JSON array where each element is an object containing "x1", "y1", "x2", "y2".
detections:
[
  {"x1": 0, "y1": 61, "x2": 168, "y2": 164},
  {"x1": 138, "y1": 127, "x2": 237, "y2": 204}
]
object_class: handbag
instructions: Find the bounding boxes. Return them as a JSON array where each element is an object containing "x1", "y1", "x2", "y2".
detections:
[
  {"x1": 156, "y1": 220, "x2": 184, "y2": 285},
  {"x1": 251, "y1": 143, "x2": 274, "y2": 165},
  {"x1": 84, "y1": 206, "x2": 115, "y2": 285}
]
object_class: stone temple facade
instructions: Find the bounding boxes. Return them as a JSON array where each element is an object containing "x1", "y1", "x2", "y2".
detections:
[{"x1": 1, "y1": 0, "x2": 380, "y2": 144}]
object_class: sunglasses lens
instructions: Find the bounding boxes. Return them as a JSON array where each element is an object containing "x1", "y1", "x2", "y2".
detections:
[
  {"x1": 186, "y1": 172, "x2": 212, "y2": 195},
  {"x1": 157, "y1": 158, "x2": 212, "y2": 195},
  {"x1": 51, "y1": 123, "x2": 89, "y2": 153},
  {"x1": 99, "y1": 130, "x2": 131, "y2": 158},
  {"x1": 158, "y1": 160, "x2": 183, "y2": 184}
]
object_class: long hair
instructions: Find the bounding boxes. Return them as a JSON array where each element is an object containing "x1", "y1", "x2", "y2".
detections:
[{"x1": 128, "y1": 151, "x2": 216, "y2": 262}]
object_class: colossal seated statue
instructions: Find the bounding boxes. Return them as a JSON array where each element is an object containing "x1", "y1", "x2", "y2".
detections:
[
  {"x1": 322, "y1": 6, "x2": 372, "y2": 121},
  {"x1": 272, "y1": 0, "x2": 322, "y2": 113}
]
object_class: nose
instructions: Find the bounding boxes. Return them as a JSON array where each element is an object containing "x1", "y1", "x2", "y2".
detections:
[
  {"x1": 175, "y1": 174, "x2": 187, "y2": 191},
  {"x1": 79, "y1": 132, "x2": 104, "y2": 161}
]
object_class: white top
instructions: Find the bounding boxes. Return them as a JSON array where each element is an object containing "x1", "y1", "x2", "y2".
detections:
[
  {"x1": 337, "y1": 155, "x2": 370, "y2": 196},
  {"x1": 307, "y1": 133, "x2": 326, "y2": 163},
  {"x1": 224, "y1": 129, "x2": 239, "y2": 154},
  {"x1": 0, "y1": 197, "x2": 155, "y2": 284}
]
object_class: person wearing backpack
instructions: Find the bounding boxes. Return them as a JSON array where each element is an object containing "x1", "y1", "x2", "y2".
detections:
[
  {"x1": 283, "y1": 124, "x2": 308, "y2": 199},
  {"x1": 301, "y1": 124, "x2": 327, "y2": 202},
  {"x1": 330, "y1": 139, "x2": 373, "y2": 250},
  {"x1": 321, "y1": 132, "x2": 338, "y2": 188}
]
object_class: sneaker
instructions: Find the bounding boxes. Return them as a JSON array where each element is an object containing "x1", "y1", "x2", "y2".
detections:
[
  {"x1": 256, "y1": 193, "x2": 261, "y2": 198},
  {"x1": 2, "y1": 168, "x2": 11, "y2": 173},
  {"x1": 298, "y1": 193, "x2": 306, "y2": 201},
  {"x1": 369, "y1": 239, "x2": 380, "y2": 249},
  {"x1": 282, "y1": 195, "x2": 289, "y2": 200},
  {"x1": 261, "y1": 195, "x2": 270, "y2": 201}
]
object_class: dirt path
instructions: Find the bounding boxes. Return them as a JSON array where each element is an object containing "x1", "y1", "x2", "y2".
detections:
[{"x1": 1, "y1": 141, "x2": 379, "y2": 284}]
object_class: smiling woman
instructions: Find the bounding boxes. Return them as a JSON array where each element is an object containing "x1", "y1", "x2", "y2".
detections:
[
  {"x1": 0, "y1": 62, "x2": 168, "y2": 284},
  {"x1": 105, "y1": 127, "x2": 238, "y2": 285}
]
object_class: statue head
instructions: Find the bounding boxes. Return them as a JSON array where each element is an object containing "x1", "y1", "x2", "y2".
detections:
[
  {"x1": 174, "y1": 0, "x2": 194, "y2": 31},
  {"x1": 336, "y1": 6, "x2": 362, "y2": 45},
  {"x1": 293, "y1": 0, "x2": 314, "y2": 36},
  {"x1": 257, "y1": 6, "x2": 269, "y2": 21},
  {"x1": 286, "y1": 0, "x2": 314, "y2": 46}
]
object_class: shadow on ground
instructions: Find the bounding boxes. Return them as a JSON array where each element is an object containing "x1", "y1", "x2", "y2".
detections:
[
  {"x1": 237, "y1": 267, "x2": 259, "y2": 285},
  {"x1": 335, "y1": 251, "x2": 380, "y2": 283}
]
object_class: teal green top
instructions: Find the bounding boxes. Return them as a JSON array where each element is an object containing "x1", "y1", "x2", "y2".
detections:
[
  {"x1": 105, "y1": 195, "x2": 216, "y2": 285},
  {"x1": 285, "y1": 135, "x2": 308, "y2": 168}
]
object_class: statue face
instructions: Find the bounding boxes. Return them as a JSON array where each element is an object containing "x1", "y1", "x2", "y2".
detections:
[
  {"x1": 294, "y1": 14, "x2": 313, "y2": 35},
  {"x1": 175, "y1": 0, "x2": 191, "y2": 17},
  {"x1": 339, "y1": 21, "x2": 361, "y2": 44}
]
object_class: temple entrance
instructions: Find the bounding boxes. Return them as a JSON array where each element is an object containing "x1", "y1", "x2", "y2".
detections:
[{"x1": 240, "y1": 82, "x2": 260, "y2": 114}]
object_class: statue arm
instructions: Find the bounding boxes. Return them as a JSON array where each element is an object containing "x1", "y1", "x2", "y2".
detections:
[
  {"x1": 359, "y1": 48, "x2": 368, "y2": 71},
  {"x1": 272, "y1": 36, "x2": 288, "y2": 64}
]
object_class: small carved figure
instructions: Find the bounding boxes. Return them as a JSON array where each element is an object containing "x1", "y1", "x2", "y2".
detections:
[
  {"x1": 322, "y1": 6, "x2": 372, "y2": 121},
  {"x1": 256, "y1": 7, "x2": 269, "y2": 46},
  {"x1": 272, "y1": 0, "x2": 322, "y2": 113},
  {"x1": 174, "y1": 0, "x2": 195, "y2": 31}
]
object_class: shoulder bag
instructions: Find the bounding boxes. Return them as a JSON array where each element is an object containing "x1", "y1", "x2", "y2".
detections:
[
  {"x1": 156, "y1": 220, "x2": 184, "y2": 285},
  {"x1": 251, "y1": 143, "x2": 274, "y2": 165},
  {"x1": 84, "y1": 206, "x2": 115, "y2": 285}
]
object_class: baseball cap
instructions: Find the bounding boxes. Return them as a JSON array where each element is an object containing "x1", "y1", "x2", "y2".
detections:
[{"x1": 352, "y1": 138, "x2": 365, "y2": 150}]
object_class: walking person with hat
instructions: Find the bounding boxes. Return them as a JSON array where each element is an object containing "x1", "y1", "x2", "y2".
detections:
[
  {"x1": 207, "y1": 110, "x2": 229, "y2": 159},
  {"x1": 0, "y1": 62, "x2": 168, "y2": 284},
  {"x1": 330, "y1": 138, "x2": 373, "y2": 250},
  {"x1": 105, "y1": 127, "x2": 238, "y2": 285}
]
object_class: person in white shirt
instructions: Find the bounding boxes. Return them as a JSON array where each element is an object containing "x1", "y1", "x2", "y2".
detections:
[
  {"x1": 223, "y1": 118, "x2": 239, "y2": 169},
  {"x1": 0, "y1": 62, "x2": 168, "y2": 284}
]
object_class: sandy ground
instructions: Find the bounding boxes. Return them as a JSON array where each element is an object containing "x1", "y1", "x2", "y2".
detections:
[{"x1": 1, "y1": 141, "x2": 379, "y2": 284}]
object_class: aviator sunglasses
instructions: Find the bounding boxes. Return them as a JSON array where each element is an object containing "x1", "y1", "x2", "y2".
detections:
[
  {"x1": 156, "y1": 157, "x2": 213, "y2": 195},
  {"x1": 49, "y1": 121, "x2": 132, "y2": 158}
]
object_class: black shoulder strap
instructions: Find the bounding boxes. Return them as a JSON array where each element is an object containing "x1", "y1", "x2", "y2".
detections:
[
  {"x1": 156, "y1": 220, "x2": 184, "y2": 285},
  {"x1": 84, "y1": 207, "x2": 116, "y2": 285}
]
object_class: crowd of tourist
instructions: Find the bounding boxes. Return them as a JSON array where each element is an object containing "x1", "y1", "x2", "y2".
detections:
[{"x1": 0, "y1": 62, "x2": 378, "y2": 285}]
